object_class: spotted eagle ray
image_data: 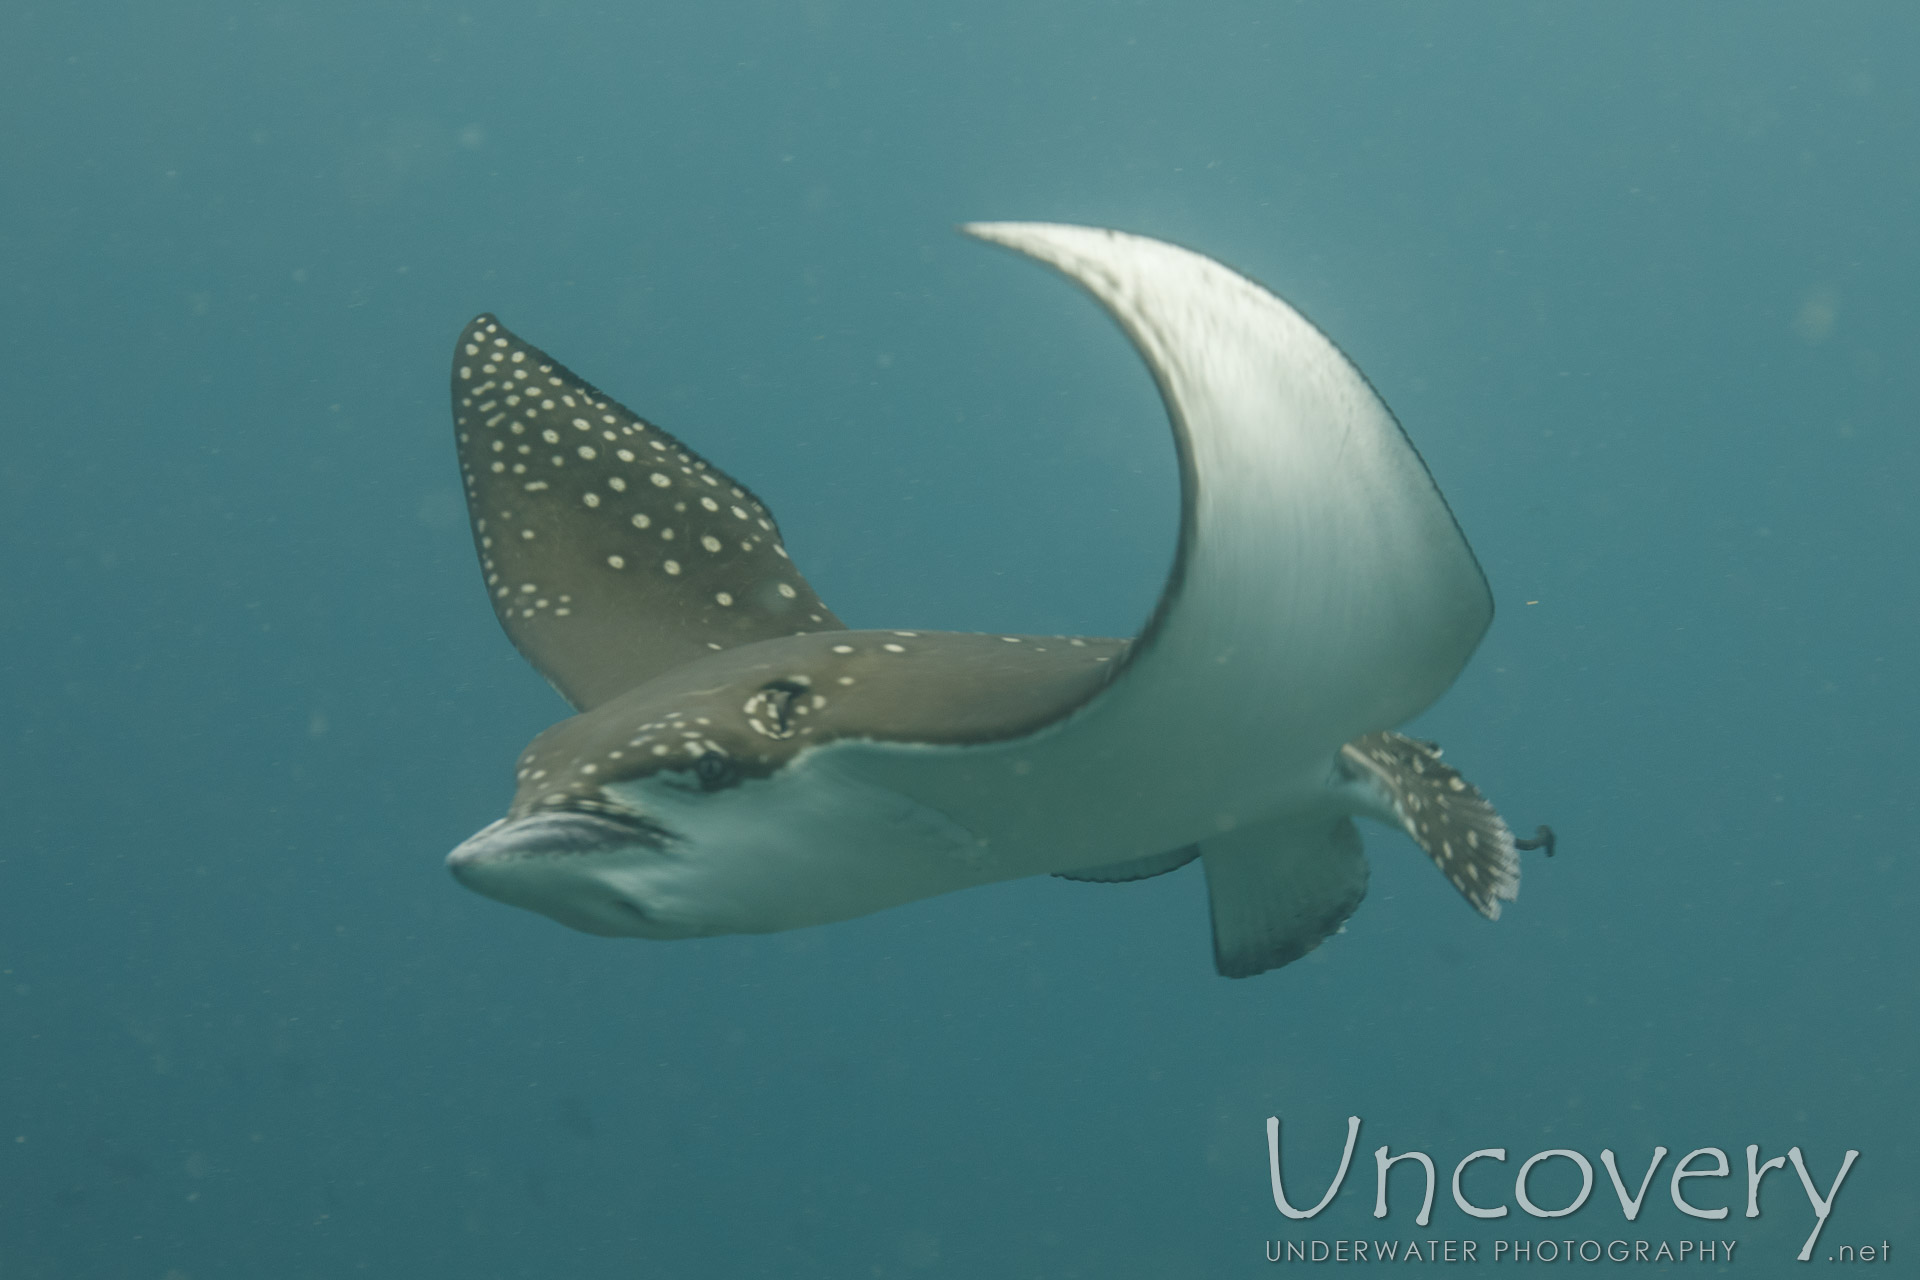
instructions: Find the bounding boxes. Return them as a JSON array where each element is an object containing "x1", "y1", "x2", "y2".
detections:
[{"x1": 446, "y1": 223, "x2": 1548, "y2": 978}]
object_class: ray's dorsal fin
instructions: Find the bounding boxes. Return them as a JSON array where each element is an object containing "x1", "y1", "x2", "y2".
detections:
[{"x1": 452, "y1": 315, "x2": 844, "y2": 710}]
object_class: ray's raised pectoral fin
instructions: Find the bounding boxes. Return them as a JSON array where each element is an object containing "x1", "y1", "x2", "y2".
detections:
[
  {"x1": 1201, "y1": 818, "x2": 1368, "y2": 979},
  {"x1": 452, "y1": 315, "x2": 845, "y2": 711},
  {"x1": 1054, "y1": 844, "x2": 1200, "y2": 884},
  {"x1": 1338, "y1": 732, "x2": 1520, "y2": 919}
]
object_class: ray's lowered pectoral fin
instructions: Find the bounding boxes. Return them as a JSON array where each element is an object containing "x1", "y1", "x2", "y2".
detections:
[
  {"x1": 1338, "y1": 732, "x2": 1522, "y2": 919},
  {"x1": 1201, "y1": 819, "x2": 1368, "y2": 979},
  {"x1": 451, "y1": 314, "x2": 845, "y2": 711}
]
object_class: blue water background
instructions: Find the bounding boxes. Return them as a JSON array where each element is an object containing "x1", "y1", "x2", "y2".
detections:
[{"x1": 2, "y1": 3, "x2": 1914, "y2": 1275}]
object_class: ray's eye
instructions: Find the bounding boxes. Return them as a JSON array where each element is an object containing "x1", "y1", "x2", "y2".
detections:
[
  {"x1": 762, "y1": 681, "x2": 806, "y2": 735},
  {"x1": 743, "y1": 680, "x2": 808, "y2": 740},
  {"x1": 693, "y1": 751, "x2": 739, "y2": 791}
]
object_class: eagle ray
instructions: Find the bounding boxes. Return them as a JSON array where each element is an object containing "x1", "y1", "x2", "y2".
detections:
[{"x1": 444, "y1": 223, "x2": 1540, "y2": 977}]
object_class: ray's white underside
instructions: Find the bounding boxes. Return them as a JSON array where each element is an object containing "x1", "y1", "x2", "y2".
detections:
[{"x1": 820, "y1": 224, "x2": 1489, "y2": 867}]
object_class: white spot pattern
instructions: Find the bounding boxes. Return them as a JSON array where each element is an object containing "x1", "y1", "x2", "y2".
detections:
[
  {"x1": 496, "y1": 631, "x2": 1131, "y2": 815},
  {"x1": 451, "y1": 315, "x2": 838, "y2": 656}
]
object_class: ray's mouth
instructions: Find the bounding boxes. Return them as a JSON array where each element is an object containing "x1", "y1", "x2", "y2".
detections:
[
  {"x1": 445, "y1": 803, "x2": 684, "y2": 937},
  {"x1": 447, "y1": 804, "x2": 672, "y2": 874}
]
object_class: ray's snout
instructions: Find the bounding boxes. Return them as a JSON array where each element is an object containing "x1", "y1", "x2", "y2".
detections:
[
  {"x1": 446, "y1": 810, "x2": 677, "y2": 938},
  {"x1": 447, "y1": 810, "x2": 650, "y2": 867}
]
